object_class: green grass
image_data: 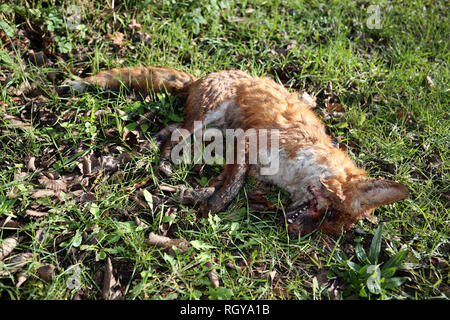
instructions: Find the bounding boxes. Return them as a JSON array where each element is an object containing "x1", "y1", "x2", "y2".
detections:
[{"x1": 0, "y1": 0, "x2": 448, "y2": 300}]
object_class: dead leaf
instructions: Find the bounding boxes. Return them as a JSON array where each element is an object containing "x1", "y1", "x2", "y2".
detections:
[
  {"x1": 158, "y1": 207, "x2": 178, "y2": 236},
  {"x1": 159, "y1": 184, "x2": 178, "y2": 192},
  {"x1": 206, "y1": 260, "x2": 220, "y2": 288},
  {"x1": 7, "y1": 170, "x2": 28, "y2": 198},
  {"x1": 0, "y1": 217, "x2": 22, "y2": 229},
  {"x1": 26, "y1": 156, "x2": 36, "y2": 171},
  {"x1": 31, "y1": 189, "x2": 57, "y2": 199},
  {"x1": 37, "y1": 264, "x2": 56, "y2": 282},
  {"x1": 79, "y1": 192, "x2": 96, "y2": 203},
  {"x1": 365, "y1": 213, "x2": 379, "y2": 224},
  {"x1": 268, "y1": 270, "x2": 277, "y2": 283},
  {"x1": 38, "y1": 175, "x2": 68, "y2": 192},
  {"x1": 146, "y1": 232, "x2": 190, "y2": 253},
  {"x1": 16, "y1": 271, "x2": 29, "y2": 288},
  {"x1": 0, "y1": 252, "x2": 33, "y2": 276},
  {"x1": 28, "y1": 50, "x2": 48, "y2": 66},
  {"x1": 128, "y1": 19, "x2": 142, "y2": 30},
  {"x1": 79, "y1": 153, "x2": 101, "y2": 176},
  {"x1": 2, "y1": 114, "x2": 32, "y2": 130},
  {"x1": 327, "y1": 279, "x2": 342, "y2": 300},
  {"x1": 325, "y1": 96, "x2": 345, "y2": 112},
  {"x1": 106, "y1": 32, "x2": 125, "y2": 47},
  {"x1": 0, "y1": 236, "x2": 21, "y2": 261},
  {"x1": 101, "y1": 257, "x2": 123, "y2": 300},
  {"x1": 25, "y1": 209, "x2": 49, "y2": 218}
]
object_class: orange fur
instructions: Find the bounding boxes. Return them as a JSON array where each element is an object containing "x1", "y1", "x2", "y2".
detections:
[{"x1": 70, "y1": 66, "x2": 409, "y2": 235}]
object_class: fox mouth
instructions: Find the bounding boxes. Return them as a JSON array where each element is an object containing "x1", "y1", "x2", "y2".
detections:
[
  {"x1": 285, "y1": 187, "x2": 327, "y2": 235},
  {"x1": 285, "y1": 197, "x2": 319, "y2": 225}
]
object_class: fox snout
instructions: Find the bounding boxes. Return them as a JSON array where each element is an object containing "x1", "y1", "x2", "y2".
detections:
[{"x1": 287, "y1": 179, "x2": 409, "y2": 236}]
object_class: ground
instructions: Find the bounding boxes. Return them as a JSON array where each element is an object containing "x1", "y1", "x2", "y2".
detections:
[{"x1": 0, "y1": 0, "x2": 448, "y2": 300}]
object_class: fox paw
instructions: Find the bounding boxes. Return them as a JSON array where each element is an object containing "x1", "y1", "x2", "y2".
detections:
[
  {"x1": 178, "y1": 186, "x2": 215, "y2": 205},
  {"x1": 57, "y1": 78, "x2": 87, "y2": 95}
]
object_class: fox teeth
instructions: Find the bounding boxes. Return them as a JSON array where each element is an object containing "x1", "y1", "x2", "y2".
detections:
[{"x1": 287, "y1": 212, "x2": 300, "y2": 224}]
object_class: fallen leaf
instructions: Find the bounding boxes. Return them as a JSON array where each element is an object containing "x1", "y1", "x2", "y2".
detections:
[
  {"x1": 206, "y1": 260, "x2": 220, "y2": 288},
  {"x1": 101, "y1": 257, "x2": 123, "y2": 300},
  {"x1": 106, "y1": 32, "x2": 125, "y2": 47},
  {"x1": 25, "y1": 209, "x2": 49, "y2": 218},
  {"x1": 158, "y1": 207, "x2": 178, "y2": 236},
  {"x1": 2, "y1": 114, "x2": 32, "y2": 130},
  {"x1": 37, "y1": 264, "x2": 56, "y2": 282},
  {"x1": 146, "y1": 232, "x2": 190, "y2": 253},
  {"x1": 268, "y1": 270, "x2": 277, "y2": 283},
  {"x1": 0, "y1": 217, "x2": 22, "y2": 229},
  {"x1": 38, "y1": 175, "x2": 68, "y2": 192},
  {"x1": 325, "y1": 96, "x2": 345, "y2": 112},
  {"x1": 31, "y1": 189, "x2": 57, "y2": 199},
  {"x1": 159, "y1": 184, "x2": 178, "y2": 192},
  {"x1": 0, "y1": 252, "x2": 33, "y2": 276},
  {"x1": 26, "y1": 156, "x2": 36, "y2": 171},
  {"x1": 0, "y1": 236, "x2": 21, "y2": 261},
  {"x1": 16, "y1": 271, "x2": 28, "y2": 288}
]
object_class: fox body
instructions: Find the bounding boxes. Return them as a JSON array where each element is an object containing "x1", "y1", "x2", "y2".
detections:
[{"x1": 65, "y1": 66, "x2": 408, "y2": 235}]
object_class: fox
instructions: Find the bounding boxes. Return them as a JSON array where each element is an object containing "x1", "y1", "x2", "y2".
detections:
[{"x1": 62, "y1": 66, "x2": 409, "y2": 236}]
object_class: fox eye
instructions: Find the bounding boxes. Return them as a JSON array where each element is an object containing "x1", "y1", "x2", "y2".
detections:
[{"x1": 325, "y1": 209, "x2": 334, "y2": 220}]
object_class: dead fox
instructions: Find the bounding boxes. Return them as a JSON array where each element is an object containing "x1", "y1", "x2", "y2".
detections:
[{"x1": 63, "y1": 66, "x2": 409, "y2": 236}]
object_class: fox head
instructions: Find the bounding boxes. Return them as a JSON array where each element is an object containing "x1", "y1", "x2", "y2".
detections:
[{"x1": 287, "y1": 177, "x2": 409, "y2": 235}]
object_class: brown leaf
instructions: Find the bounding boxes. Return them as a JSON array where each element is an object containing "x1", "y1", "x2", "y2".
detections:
[
  {"x1": 79, "y1": 192, "x2": 96, "y2": 203},
  {"x1": 37, "y1": 264, "x2": 56, "y2": 282},
  {"x1": 0, "y1": 217, "x2": 22, "y2": 229},
  {"x1": 25, "y1": 209, "x2": 49, "y2": 218},
  {"x1": 268, "y1": 270, "x2": 277, "y2": 283},
  {"x1": 102, "y1": 257, "x2": 123, "y2": 300},
  {"x1": 0, "y1": 236, "x2": 21, "y2": 261},
  {"x1": 325, "y1": 96, "x2": 345, "y2": 112},
  {"x1": 0, "y1": 252, "x2": 33, "y2": 276},
  {"x1": 327, "y1": 279, "x2": 342, "y2": 300},
  {"x1": 26, "y1": 156, "x2": 37, "y2": 171},
  {"x1": 128, "y1": 19, "x2": 142, "y2": 30},
  {"x1": 16, "y1": 271, "x2": 29, "y2": 288},
  {"x1": 106, "y1": 32, "x2": 125, "y2": 47},
  {"x1": 38, "y1": 175, "x2": 68, "y2": 192},
  {"x1": 206, "y1": 260, "x2": 220, "y2": 288},
  {"x1": 159, "y1": 184, "x2": 178, "y2": 192},
  {"x1": 31, "y1": 189, "x2": 58, "y2": 199},
  {"x1": 158, "y1": 207, "x2": 178, "y2": 236},
  {"x1": 7, "y1": 170, "x2": 28, "y2": 198},
  {"x1": 2, "y1": 114, "x2": 32, "y2": 130},
  {"x1": 146, "y1": 232, "x2": 190, "y2": 253}
]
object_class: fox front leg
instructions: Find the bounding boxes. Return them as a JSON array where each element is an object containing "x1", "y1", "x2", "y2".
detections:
[
  {"x1": 198, "y1": 163, "x2": 248, "y2": 217},
  {"x1": 148, "y1": 123, "x2": 181, "y2": 150}
]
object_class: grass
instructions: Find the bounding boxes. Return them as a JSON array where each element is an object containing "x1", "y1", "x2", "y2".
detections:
[{"x1": 0, "y1": 0, "x2": 448, "y2": 300}]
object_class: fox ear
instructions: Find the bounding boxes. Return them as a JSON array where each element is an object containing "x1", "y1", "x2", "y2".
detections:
[
  {"x1": 355, "y1": 179, "x2": 409, "y2": 210},
  {"x1": 320, "y1": 178, "x2": 345, "y2": 201}
]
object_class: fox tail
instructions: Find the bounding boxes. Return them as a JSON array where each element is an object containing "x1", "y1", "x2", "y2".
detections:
[{"x1": 61, "y1": 66, "x2": 198, "y2": 99}]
